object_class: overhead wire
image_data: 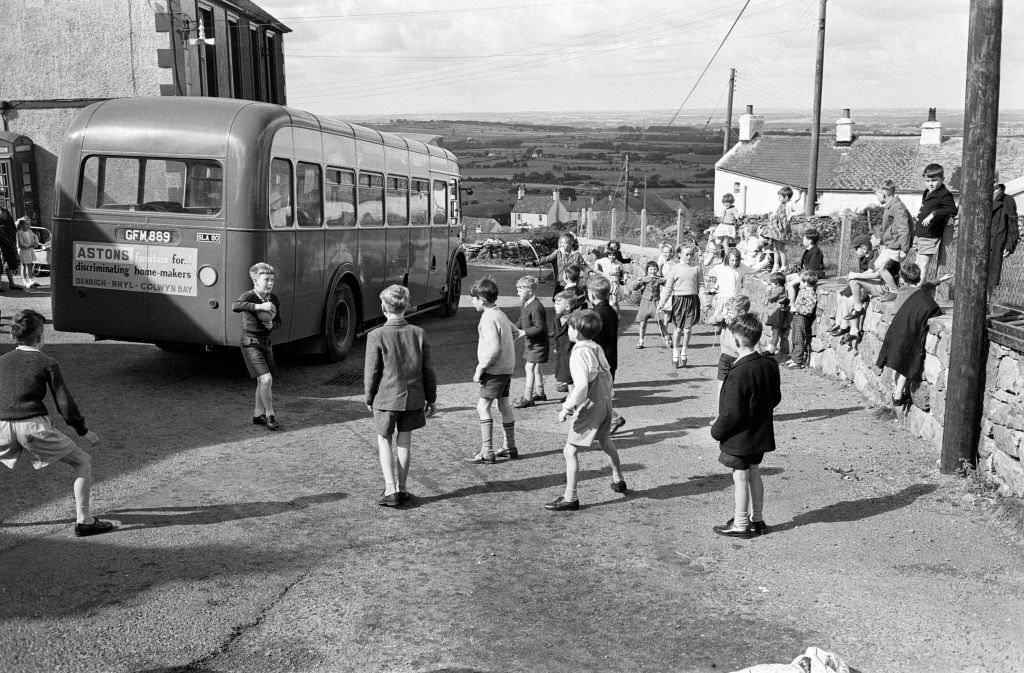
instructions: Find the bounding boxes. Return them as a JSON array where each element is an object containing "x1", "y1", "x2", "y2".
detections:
[{"x1": 665, "y1": 0, "x2": 751, "y2": 126}]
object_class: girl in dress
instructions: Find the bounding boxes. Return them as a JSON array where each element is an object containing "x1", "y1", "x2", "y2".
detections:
[
  {"x1": 630, "y1": 260, "x2": 666, "y2": 349},
  {"x1": 15, "y1": 217, "x2": 39, "y2": 289}
]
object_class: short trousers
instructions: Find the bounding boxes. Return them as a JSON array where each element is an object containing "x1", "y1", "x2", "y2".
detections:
[
  {"x1": 916, "y1": 236, "x2": 940, "y2": 255},
  {"x1": 524, "y1": 341, "x2": 550, "y2": 364},
  {"x1": 0, "y1": 416, "x2": 79, "y2": 470},
  {"x1": 717, "y1": 353, "x2": 737, "y2": 381},
  {"x1": 373, "y1": 408, "x2": 426, "y2": 436},
  {"x1": 636, "y1": 298, "x2": 660, "y2": 323},
  {"x1": 567, "y1": 399, "x2": 613, "y2": 447},
  {"x1": 241, "y1": 335, "x2": 276, "y2": 378},
  {"x1": 719, "y1": 451, "x2": 764, "y2": 470},
  {"x1": 478, "y1": 372, "x2": 511, "y2": 400},
  {"x1": 874, "y1": 247, "x2": 902, "y2": 269}
]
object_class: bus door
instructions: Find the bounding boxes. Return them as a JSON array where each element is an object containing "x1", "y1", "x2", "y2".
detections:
[
  {"x1": 267, "y1": 157, "x2": 298, "y2": 341},
  {"x1": 385, "y1": 176, "x2": 410, "y2": 292},
  {"x1": 291, "y1": 159, "x2": 325, "y2": 340},
  {"x1": 425, "y1": 178, "x2": 453, "y2": 298},
  {"x1": 406, "y1": 178, "x2": 432, "y2": 307}
]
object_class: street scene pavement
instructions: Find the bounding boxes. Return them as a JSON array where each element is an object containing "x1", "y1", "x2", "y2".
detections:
[{"x1": 1, "y1": 264, "x2": 1022, "y2": 673}]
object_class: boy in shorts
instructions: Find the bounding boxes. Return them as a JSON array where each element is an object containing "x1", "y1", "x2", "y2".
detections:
[
  {"x1": 711, "y1": 312, "x2": 781, "y2": 538},
  {"x1": 364, "y1": 285, "x2": 437, "y2": 507},
  {"x1": 547, "y1": 309, "x2": 627, "y2": 511},
  {"x1": 231, "y1": 262, "x2": 282, "y2": 430},
  {"x1": 0, "y1": 309, "x2": 111, "y2": 536},
  {"x1": 512, "y1": 275, "x2": 549, "y2": 408},
  {"x1": 467, "y1": 277, "x2": 520, "y2": 463}
]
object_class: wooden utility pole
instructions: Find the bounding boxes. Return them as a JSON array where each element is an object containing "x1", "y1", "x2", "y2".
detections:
[
  {"x1": 623, "y1": 154, "x2": 629, "y2": 240},
  {"x1": 723, "y1": 68, "x2": 736, "y2": 155},
  {"x1": 942, "y1": 0, "x2": 1003, "y2": 474},
  {"x1": 806, "y1": 0, "x2": 827, "y2": 216}
]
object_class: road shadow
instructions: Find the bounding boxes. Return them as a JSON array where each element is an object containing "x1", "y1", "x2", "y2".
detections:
[
  {"x1": 774, "y1": 406, "x2": 865, "y2": 422},
  {"x1": 615, "y1": 388, "x2": 697, "y2": 409},
  {"x1": 770, "y1": 483, "x2": 938, "y2": 533},
  {"x1": 410, "y1": 463, "x2": 644, "y2": 506},
  {"x1": 611, "y1": 415, "x2": 717, "y2": 448},
  {"x1": 582, "y1": 468, "x2": 785, "y2": 510}
]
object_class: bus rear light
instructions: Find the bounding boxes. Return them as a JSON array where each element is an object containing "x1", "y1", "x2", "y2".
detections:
[
  {"x1": 198, "y1": 266, "x2": 218, "y2": 287},
  {"x1": 209, "y1": 300, "x2": 219, "y2": 309}
]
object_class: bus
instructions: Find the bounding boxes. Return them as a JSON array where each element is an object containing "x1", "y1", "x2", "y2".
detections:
[{"x1": 51, "y1": 97, "x2": 467, "y2": 360}]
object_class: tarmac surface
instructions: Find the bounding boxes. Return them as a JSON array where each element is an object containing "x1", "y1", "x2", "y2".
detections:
[{"x1": 0, "y1": 265, "x2": 1022, "y2": 673}]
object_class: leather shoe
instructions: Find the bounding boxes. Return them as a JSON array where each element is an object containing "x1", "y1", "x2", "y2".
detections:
[
  {"x1": 496, "y1": 447, "x2": 519, "y2": 459},
  {"x1": 466, "y1": 453, "x2": 496, "y2": 464},
  {"x1": 610, "y1": 479, "x2": 628, "y2": 494},
  {"x1": 265, "y1": 415, "x2": 280, "y2": 431},
  {"x1": 713, "y1": 520, "x2": 752, "y2": 538},
  {"x1": 828, "y1": 326, "x2": 849, "y2": 336},
  {"x1": 726, "y1": 517, "x2": 768, "y2": 536},
  {"x1": 544, "y1": 496, "x2": 579, "y2": 511},
  {"x1": 512, "y1": 397, "x2": 535, "y2": 408},
  {"x1": 377, "y1": 492, "x2": 402, "y2": 507},
  {"x1": 74, "y1": 518, "x2": 115, "y2": 537},
  {"x1": 842, "y1": 307, "x2": 864, "y2": 321}
]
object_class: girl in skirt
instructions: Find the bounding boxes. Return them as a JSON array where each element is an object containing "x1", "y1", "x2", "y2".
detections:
[
  {"x1": 631, "y1": 260, "x2": 666, "y2": 349},
  {"x1": 663, "y1": 245, "x2": 703, "y2": 367}
]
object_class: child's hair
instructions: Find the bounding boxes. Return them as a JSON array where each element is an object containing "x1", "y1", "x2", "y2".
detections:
[
  {"x1": 883, "y1": 258, "x2": 902, "y2": 283},
  {"x1": 800, "y1": 269, "x2": 820, "y2": 286},
  {"x1": 852, "y1": 234, "x2": 873, "y2": 251},
  {"x1": 768, "y1": 271, "x2": 786, "y2": 287},
  {"x1": 679, "y1": 244, "x2": 697, "y2": 261},
  {"x1": 877, "y1": 179, "x2": 898, "y2": 196},
  {"x1": 516, "y1": 275, "x2": 538, "y2": 291},
  {"x1": 558, "y1": 232, "x2": 576, "y2": 248},
  {"x1": 15, "y1": 217, "x2": 30, "y2": 229},
  {"x1": 722, "y1": 193, "x2": 735, "y2": 204},
  {"x1": 922, "y1": 163, "x2": 944, "y2": 179},
  {"x1": 644, "y1": 260, "x2": 659, "y2": 274},
  {"x1": 724, "y1": 248, "x2": 742, "y2": 265},
  {"x1": 803, "y1": 228, "x2": 820, "y2": 244},
  {"x1": 568, "y1": 309, "x2": 602, "y2": 340},
  {"x1": 11, "y1": 309, "x2": 45, "y2": 345},
  {"x1": 587, "y1": 274, "x2": 611, "y2": 300},
  {"x1": 778, "y1": 186, "x2": 794, "y2": 200},
  {"x1": 470, "y1": 277, "x2": 499, "y2": 303},
  {"x1": 729, "y1": 312, "x2": 763, "y2": 347},
  {"x1": 899, "y1": 262, "x2": 922, "y2": 285},
  {"x1": 554, "y1": 289, "x2": 578, "y2": 305},
  {"x1": 248, "y1": 262, "x2": 275, "y2": 281},
  {"x1": 732, "y1": 294, "x2": 751, "y2": 313},
  {"x1": 379, "y1": 284, "x2": 411, "y2": 314},
  {"x1": 606, "y1": 240, "x2": 621, "y2": 253},
  {"x1": 562, "y1": 264, "x2": 583, "y2": 285}
]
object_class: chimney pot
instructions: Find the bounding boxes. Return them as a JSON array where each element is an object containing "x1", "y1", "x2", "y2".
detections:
[
  {"x1": 738, "y1": 105, "x2": 764, "y2": 143},
  {"x1": 920, "y1": 109, "x2": 941, "y2": 145},
  {"x1": 745, "y1": 104, "x2": 754, "y2": 114},
  {"x1": 928, "y1": 107, "x2": 937, "y2": 122},
  {"x1": 842, "y1": 108, "x2": 850, "y2": 118}
]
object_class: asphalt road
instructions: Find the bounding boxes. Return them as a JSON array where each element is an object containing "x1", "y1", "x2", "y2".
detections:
[{"x1": 0, "y1": 266, "x2": 1022, "y2": 673}]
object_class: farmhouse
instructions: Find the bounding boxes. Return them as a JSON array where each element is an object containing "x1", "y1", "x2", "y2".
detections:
[
  {"x1": 715, "y1": 106, "x2": 1024, "y2": 218},
  {"x1": 511, "y1": 186, "x2": 576, "y2": 229}
]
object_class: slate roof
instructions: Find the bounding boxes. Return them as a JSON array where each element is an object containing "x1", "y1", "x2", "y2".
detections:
[
  {"x1": 717, "y1": 133, "x2": 1024, "y2": 193},
  {"x1": 511, "y1": 195, "x2": 562, "y2": 214}
]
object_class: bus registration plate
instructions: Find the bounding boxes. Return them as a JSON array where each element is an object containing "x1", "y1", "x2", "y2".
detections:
[{"x1": 121, "y1": 228, "x2": 173, "y2": 244}]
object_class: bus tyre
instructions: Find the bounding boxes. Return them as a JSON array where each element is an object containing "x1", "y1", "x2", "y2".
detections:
[
  {"x1": 325, "y1": 283, "x2": 358, "y2": 361},
  {"x1": 440, "y1": 267, "x2": 461, "y2": 317}
]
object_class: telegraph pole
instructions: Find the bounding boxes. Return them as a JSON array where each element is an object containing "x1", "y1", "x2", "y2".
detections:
[
  {"x1": 723, "y1": 68, "x2": 736, "y2": 155},
  {"x1": 941, "y1": 0, "x2": 1003, "y2": 473},
  {"x1": 623, "y1": 154, "x2": 629, "y2": 239},
  {"x1": 806, "y1": 0, "x2": 827, "y2": 216}
]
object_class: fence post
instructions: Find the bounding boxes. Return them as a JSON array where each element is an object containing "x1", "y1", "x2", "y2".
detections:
[
  {"x1": 676, "y1": 209, "x2": 683, "y2": 249},
  {"x1": 609, "y1": 209, "x2": 617, "y2": 242},
  {"x1": 640, "y1": 209, "x2": 648, "y2": 249},
  {"x1": 837, "y1": 211, "x2": 851, "y2": 276}
]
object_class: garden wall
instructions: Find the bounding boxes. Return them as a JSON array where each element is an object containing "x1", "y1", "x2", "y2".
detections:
[{"x1": 581, "y1": 238, "x2": 1024, "y2": 495}]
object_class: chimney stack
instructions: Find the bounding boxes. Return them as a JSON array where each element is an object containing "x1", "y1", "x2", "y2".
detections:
[
  {"x1": 517, "y1": 185, "x2": 525, "y2": 199},
  {"x1": 920, "y1": 107, "x2": 941, "y2": 145},
  {"x1": 835, "y1": 108, "x2": 854, "y2": 145},
  {"x1": 552, "y1": 188, "x2": 559, "y2": 202},
  {"x1": 738, "y1": 104, "x2": 764, "y2": 142}
]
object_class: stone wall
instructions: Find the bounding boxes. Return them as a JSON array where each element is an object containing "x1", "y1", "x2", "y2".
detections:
[{"x1": 580, "y1": 237, "x2": 1024, "y2": 496}]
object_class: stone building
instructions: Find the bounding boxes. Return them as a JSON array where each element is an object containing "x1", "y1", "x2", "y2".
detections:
[{"x1": 0, "y1": 0, "x2": 289, "y2": 226}]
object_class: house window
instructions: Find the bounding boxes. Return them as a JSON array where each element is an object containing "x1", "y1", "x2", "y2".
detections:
[
  {"x1": 196, "y1": 6, "x2": 218, "y2": 97},
  {"x1": 249, "y1": 26, "x2": 263, "y2": 101},
  {"x1": 227, "y1": 16, "x2": 243, "y2": 98},
  {"x1": 264, "y1": 30, "x2": 279, "y2": 104},
  {"x1": 733, "y1": 182, "x2": 741, "y2": 194}
]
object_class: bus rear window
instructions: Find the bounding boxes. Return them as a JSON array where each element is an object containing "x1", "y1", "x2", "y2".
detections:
[{"x1": 78, "y1": 156, "x2": 222, "y2": 215}]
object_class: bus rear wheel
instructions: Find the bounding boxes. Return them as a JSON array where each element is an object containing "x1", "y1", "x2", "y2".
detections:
[
  {"x1": 325, "y1": 283, "x2": 357, "y2": 361},
  {"x1": 439, "y1": 267, "x2": 461, "y2": 317}
]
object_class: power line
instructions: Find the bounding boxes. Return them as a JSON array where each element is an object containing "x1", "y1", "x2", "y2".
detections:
[{"x1": 666, "y1": 0, "x2": 751, "y2": 126}]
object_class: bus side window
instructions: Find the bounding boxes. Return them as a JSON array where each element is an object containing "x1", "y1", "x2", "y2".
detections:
[
  {"x1": 358, "y1": 173, "x2": 384, "y2": 227},
  {"x1": 432, "y1": 180, "x2": 447, "y2": 225},
  {"x1": 449, "y1": 178, "x2": 460, "y2": 222},
  {"x1": 410, "y1": 179, "x2": 429, "y2": 226},
  {"x1": 326, "y1": 168, "x2": 356, "y2": 227},
  {"x1": 269, "y1": 158, "x2": 293, "y2": 228},
  {"x1": 296, "y1": 161, "x2": 323, "y2": 227},
  {"x1": 386, "y1": 176, "x2": 408, "y2": 227}
]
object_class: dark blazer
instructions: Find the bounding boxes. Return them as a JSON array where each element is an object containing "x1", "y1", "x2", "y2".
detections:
[
  {"x1": 990, "y1": 192, "x2": 1020, "y2": 289},
  {"x1": 711, "y1": 352, "x2": 782, "y2": 456},
  {"x1": 552, "y1": 314, "x2": 573, "y2": 384},
  {"x1": 591, "y1": 300, "x2": 619, "y2": 376},
  {"x1": 799, "y1": 244, "x2": 825, "y2": 273},
  {"x1": 915, "y1": 184, "x2": 958, "y2": 239},
  {"x1": 876, "y1": 287, "x2": 940, "y2": 380},
  {"x1": 364, "y1": 317, "x2": 437, "y2": 410}
]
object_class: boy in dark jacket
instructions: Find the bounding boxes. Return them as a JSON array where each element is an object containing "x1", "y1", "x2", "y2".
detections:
[
  {"x1": 914, "y1": 163, "x2": 958, "y2": 281},
  {"x1": 587, "y1": 275, "x2": 625, "y2": 434},
  {"x1": 364, "y1": 285, "x2": 437, "y2": 506},
  {"x1": 710, "y1": 313, "x2": 782, "y2": 538}
]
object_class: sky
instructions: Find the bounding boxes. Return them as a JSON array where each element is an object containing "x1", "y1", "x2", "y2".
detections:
[{"x1": 257, "y1": 0, "x2": 1024, "y2": 121}]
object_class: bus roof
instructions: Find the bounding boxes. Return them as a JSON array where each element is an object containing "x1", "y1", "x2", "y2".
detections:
[{"x1": 70, "y1": 97, "x2": 458, "y2": 162}]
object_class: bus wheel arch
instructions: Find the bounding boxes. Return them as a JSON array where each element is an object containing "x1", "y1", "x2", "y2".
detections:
[
  {"x1": 439, "y1": 252, "x2": 466, "y2": 317},
  {"x1": 324, "y1": 276, "x2": 360, "y2": 361}
]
